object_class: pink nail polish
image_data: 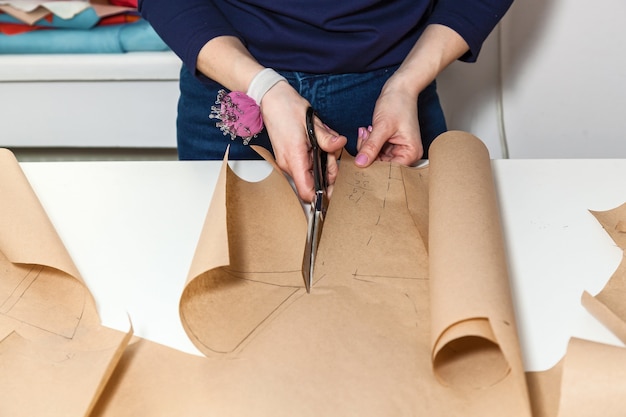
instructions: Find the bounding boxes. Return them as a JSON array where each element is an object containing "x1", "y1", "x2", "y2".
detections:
[
  {"x1": 358, "y1": 127, "x2": 364, "y2": 140},
  {"x1": 355, "y1": 153, "x2": 368, "y2": 166},
  {"x1": 367, "y1": 125, "x2": 373, "y2": 132}
]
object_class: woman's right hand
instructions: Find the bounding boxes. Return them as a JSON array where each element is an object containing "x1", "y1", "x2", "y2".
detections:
[
  {"x1": 260, "y1": 81, "x2": 346, "y2": 203},
  {"x1": 195, "y1": 36, "x2": 346, "y2": 202}
]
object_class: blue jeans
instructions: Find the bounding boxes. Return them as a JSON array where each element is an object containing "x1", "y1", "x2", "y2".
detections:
[{"x1": 177, "y1": 65, "x2": 447, "y2": 160}]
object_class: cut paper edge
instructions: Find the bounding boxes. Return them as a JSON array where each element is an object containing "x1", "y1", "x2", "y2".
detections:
[{"x1": 581, "y1": 290, "x2": 626, "y2": 345}]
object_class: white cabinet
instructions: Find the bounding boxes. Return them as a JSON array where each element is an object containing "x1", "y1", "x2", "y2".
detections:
[{"x1": 0, "y1": 51, "x2": 181, "y2": 148}]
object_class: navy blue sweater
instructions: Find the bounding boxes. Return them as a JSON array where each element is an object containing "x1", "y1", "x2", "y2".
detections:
[{"x1": 139, "y1": 0, "x2": 512, "y2": 76}]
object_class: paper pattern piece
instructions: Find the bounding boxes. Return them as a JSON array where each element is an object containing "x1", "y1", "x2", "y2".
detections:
[
  {"x1": 91, "y1": 337, "x2": 234, "y2": 417},
  {"x1": 524, "y1": 202, "x2": 626, "y2": 417},
  {"x1": 180, "y1": 147, "x2": 308, "y2": 355},
  {"x1": 526, "y1": 338, "x2": 626, "y2": 417},
  {"x1": 171, "y1": 131, "x2": 531, "y2": 416},
  {"x1": 582, "y1": 203, "x2": 626, "y2": 343},
  {"x1": 8, "y1": 133, "x2": 626, "y2": 414},
  {"x1": 526, "y1": 359, "x2": 563, "y2": 417},
  {"x1": 0, "y1": 149, "x2": 131, "y2": 417},
  {"x1": 556, "y1": 338, "x2": 626, "y2": 417}
]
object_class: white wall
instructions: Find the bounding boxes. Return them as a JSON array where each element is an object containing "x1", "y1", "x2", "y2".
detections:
[
  {"x1": 438, "y1": 27, "x2": 506, "y2": 158},
  {"x1": 502, "y1": 0, "x2": 626, "y2": 158},
  {"x1": 439, "y1": 0, "x2": 626, "y2": 159}
]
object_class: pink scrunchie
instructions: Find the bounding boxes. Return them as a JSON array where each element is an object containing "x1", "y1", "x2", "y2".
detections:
[{"x1": 209, "y1": 90, "x2": 264, "y2": 145}]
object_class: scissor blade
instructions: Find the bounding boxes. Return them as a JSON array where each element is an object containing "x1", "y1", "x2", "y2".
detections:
[
  {"x1": 309, "y1": 210, "x2": 324, "y2": 290},
  {"x1": 302, "y1": 106, "x2": 328, "y2": 293},
  {"x1": 302, "y1": 203, "x2": 324, "y2": 293},
  {"x1": 302, "y1": 206, "x2": 315, "y2": 292}
]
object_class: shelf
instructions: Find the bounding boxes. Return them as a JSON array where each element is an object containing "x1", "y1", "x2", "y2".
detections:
[{"x1": 0, "y1": 51, "x2": 181, "y2": 82}]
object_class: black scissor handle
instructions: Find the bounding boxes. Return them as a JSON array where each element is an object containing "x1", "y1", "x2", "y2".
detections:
[{"x1": 306, "y1": 106, "x2": 328, "y2": 194}]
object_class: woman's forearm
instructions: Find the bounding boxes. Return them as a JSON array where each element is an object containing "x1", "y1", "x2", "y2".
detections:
[
  {"x1": 196, "y1": 36, "x2": 265, "y2": 93},
  {"x1": 388, "y1": 24, "x2": 469, "y2": 97}
]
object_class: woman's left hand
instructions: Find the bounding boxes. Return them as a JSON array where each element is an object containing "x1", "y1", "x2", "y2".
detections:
[{"x1": 354, "y1": 78, "x2": 423, "y2": 167}]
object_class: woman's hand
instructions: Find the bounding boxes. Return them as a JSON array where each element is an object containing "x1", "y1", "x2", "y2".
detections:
[
  {"x1": 355, "y1": 78, "x2": 423, "y2": 167},
  {"x1": 261, "y1": 81, "x2": 347, "y2": 203},
  {"x1": 196, "y1": 37, "x2": 345, "y2": 202},
  {"x1": 354, "y1": 24, "x2": 470, "y2": 168}
]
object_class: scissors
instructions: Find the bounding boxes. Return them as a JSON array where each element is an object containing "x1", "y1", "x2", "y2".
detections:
[{"x1": 302, "y1": 106, "x2": 328, "y2": 293}]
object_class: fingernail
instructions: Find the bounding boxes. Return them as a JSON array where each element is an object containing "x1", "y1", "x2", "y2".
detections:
[
  {"x1": 367, "y1": 125, "x2": 373, "y2": 132},
  {"x1": 361, "y1": 128, "x2": 369, "y2": 143},
  {"x1": 331, "y1": 134, "x2": 339, "y2": 142},
  {"x1": 357, "y1": 127, "x2": 364, "y2": 140},
  {"x1": 355, "y1": 153, "x2": 368, "y2": 166}
]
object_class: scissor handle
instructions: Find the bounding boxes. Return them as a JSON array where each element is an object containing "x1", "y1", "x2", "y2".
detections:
[{"x1": 306, "y1": 106, "x2": 327, "y2": 195}]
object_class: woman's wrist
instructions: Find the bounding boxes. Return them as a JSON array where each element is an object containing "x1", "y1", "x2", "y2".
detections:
[
  {"x1": 382, "y1": 70, "x2": 424, "y2": 101},
  {"x1": 208, "y1": 68, "x2": 288, "y2": 145},
  {"x1": 246, "y1": 68, "x2": 288, "y2": 106}
]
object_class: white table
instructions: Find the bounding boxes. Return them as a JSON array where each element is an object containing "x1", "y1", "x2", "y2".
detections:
[{"x1": 19, "y1": 159, "x2": 625, "y2": 371}]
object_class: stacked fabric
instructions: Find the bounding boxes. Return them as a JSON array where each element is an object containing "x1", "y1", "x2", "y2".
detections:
[{"x1": 0, "y1": 0, "x2": 169, "y2": 53}]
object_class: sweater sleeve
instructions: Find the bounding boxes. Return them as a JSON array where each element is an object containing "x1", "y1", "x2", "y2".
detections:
[
  {"x1": 426, "y1": 0, "x2": 513, "y2": 62},
  {"x1": 138, "y1": 0, "x2": 239, "y2": 73}
]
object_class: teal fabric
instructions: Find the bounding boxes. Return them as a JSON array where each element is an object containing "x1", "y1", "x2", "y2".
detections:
[{"x1": 0, "y1": 19, "x2": 169, "y2": 53}]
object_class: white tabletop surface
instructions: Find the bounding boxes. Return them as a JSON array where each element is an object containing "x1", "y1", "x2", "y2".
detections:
[{"x1": 19, "y1": 158, "x2": 626, "y2": 371}]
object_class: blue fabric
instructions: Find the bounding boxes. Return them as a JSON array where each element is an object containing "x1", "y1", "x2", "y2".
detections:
[
  {"x1": 139, "y1": 0, "x2": 513, "y2": 79},
  {"x1": 0, "y1": 20, "x2": 168, "y2": 54},
  {"x1": 177, "y1": 64, "x2": 446, "y2": 160}
]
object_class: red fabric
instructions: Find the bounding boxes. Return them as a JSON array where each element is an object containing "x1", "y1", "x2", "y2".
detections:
[
  {"x1": 108, "y1": 0, "x2": 138, "y2": 7},
  {"x1": 0, "y1": 22, "x2": 42, "y2": 35},
  {"x1": 0, "y1": 12, "x2": 139, "y2": 34},
  {"x1": 97, "y1": 13, "x2": 140, "y2": 26}
]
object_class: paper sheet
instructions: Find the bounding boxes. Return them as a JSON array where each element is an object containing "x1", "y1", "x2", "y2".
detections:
[
  {"x1": 582, "y1": 203, "x2": 626, "y2": 343},
  {"x1": 8, "y1": 132, "x2": 626, "y2": 414},
  {"x1": 91, "y1": 337, "x2": 233, "y2": 416},
  {"x1": 523, "y1": 201, "x2": 626, "y2": 417},
  {"x1": 180, "y1": 147, "x2": 307, "y2": 355},
  {"x1": 0, "y1": 149, "x2": 131, "y2": 417},
  {"x1": 557, "y1": 338, "x2": 626, "y2": 417},
  {"x1": 526, "y1": 338, "x2": 626, "y2": 417},
  {"x1": 166, "y1": 131, "x2": 531, "y2": 415}
]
